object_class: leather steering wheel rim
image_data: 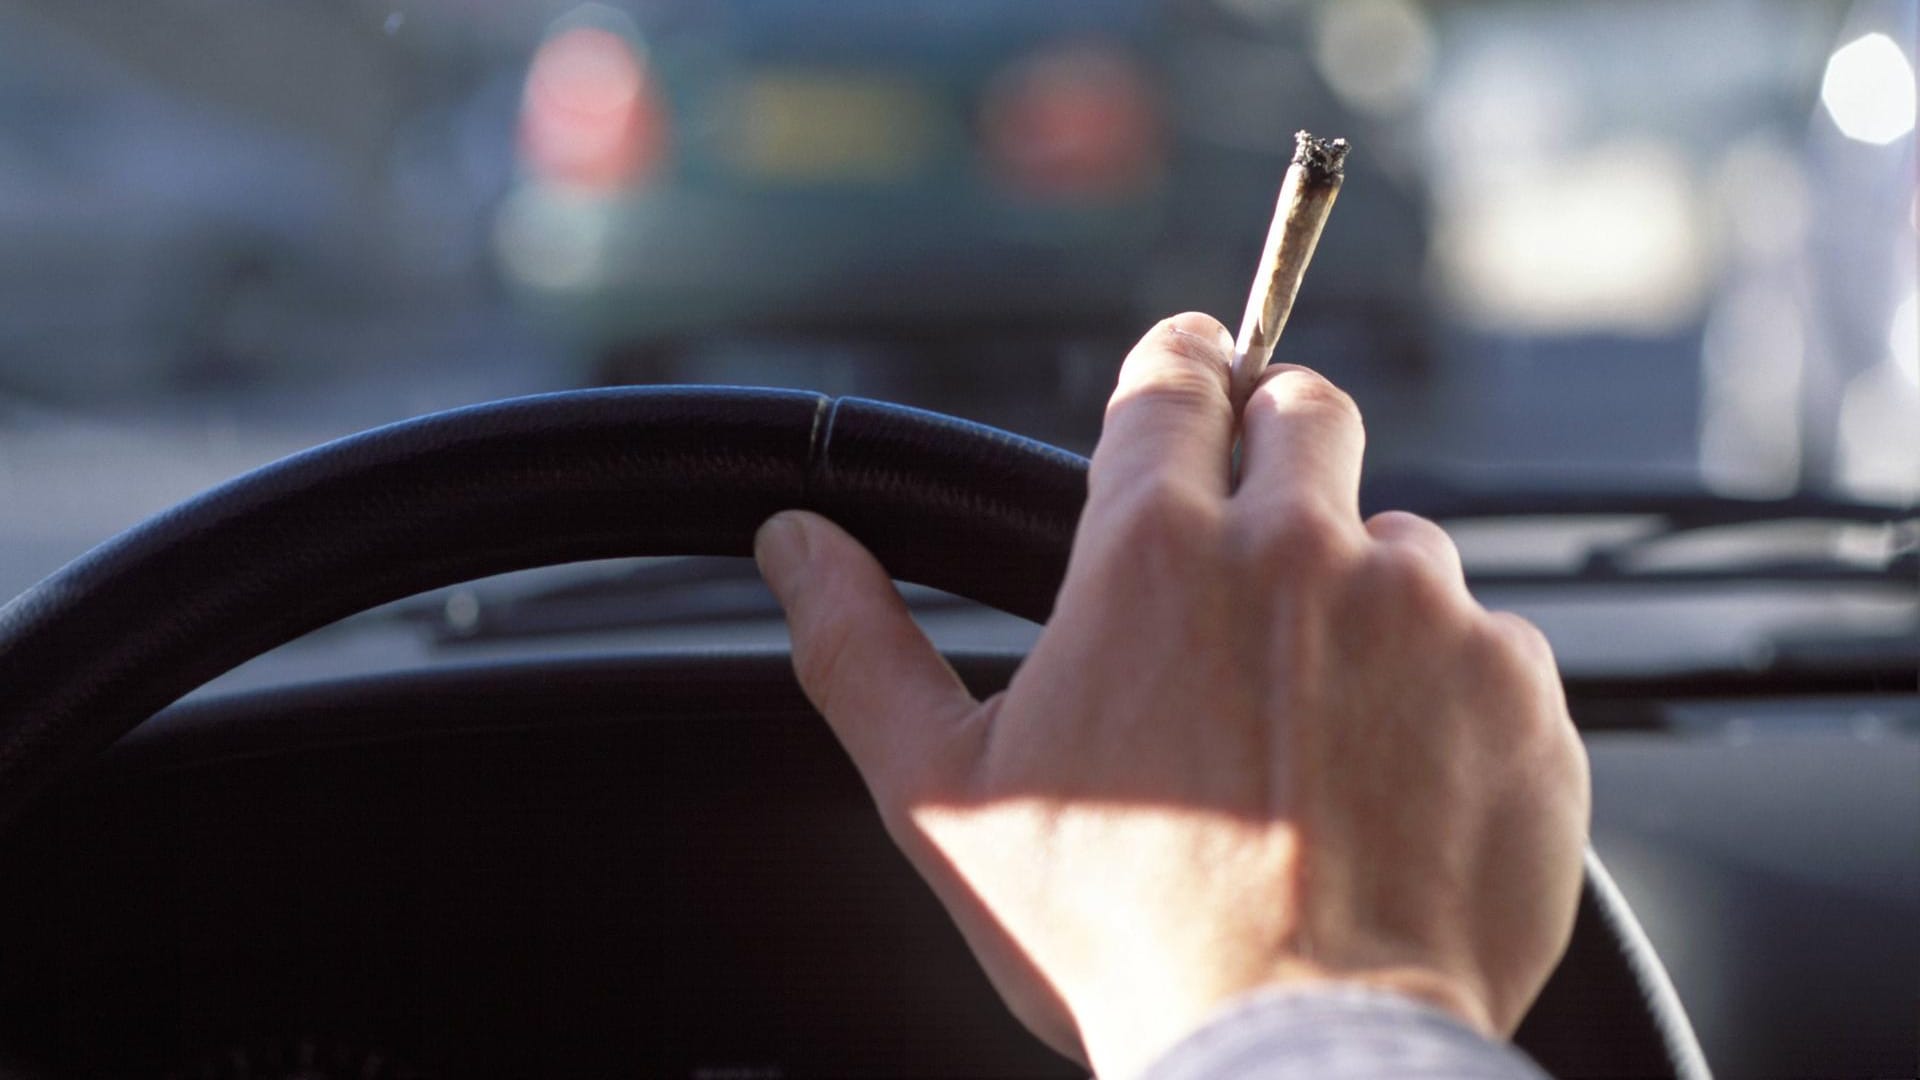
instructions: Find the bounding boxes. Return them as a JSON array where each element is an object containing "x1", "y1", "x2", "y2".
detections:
[{"x1": 0, "y1": 386, "x2": 1706, "y2": 1077}]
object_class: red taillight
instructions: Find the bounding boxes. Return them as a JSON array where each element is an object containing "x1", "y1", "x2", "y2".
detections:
[
  {"x1": 520, "y1": 27, "x2": 667, "y2": 191},
  {"x1": 980, "y1": 46, "x2": 1161, "y2": 199}
]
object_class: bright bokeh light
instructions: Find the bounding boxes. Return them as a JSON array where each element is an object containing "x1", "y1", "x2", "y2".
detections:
[
  {"x1": 1834, "y1": 290, "x2": 1920, "y2": 501},
  {"x1": 1711, "y1": 134, "x2": 1810, "y2": 262},
  {"x1": 494, "y1": 187, "x2": 608, "y2": 290},
  {"x1": 1435, "y1": 139, "x2": 1707, "y2": 334},
  {"x1": 1836, "y1": 360, "x2": 1920, "y2": 501},
  {"x1": 1313, "y1": 0, "x2": 1436, "y2": 116},
  {"x1": 1699, "y1": 282, "x2": 1804, "y2": 497},
  {"x1": 1819, "y1": 32, "x2": 1916, "y2": 145},
  {"x1": 981, "y1": 48, "x2": 1162, "y2": 197},
  {"x1": 1891, "y1": 292, "x2": 1918, "y2": 387},
  {"x1": 520, "y1": 23, "x2": 665, "y2": 190},
  {"x1": 725, "y1": 72, "x2": 934, "y2": 183}
]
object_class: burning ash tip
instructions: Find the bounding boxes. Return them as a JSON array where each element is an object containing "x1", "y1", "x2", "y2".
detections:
[{"x1": 1291, "y1": 131, "x2": 1350, "y2": 181}]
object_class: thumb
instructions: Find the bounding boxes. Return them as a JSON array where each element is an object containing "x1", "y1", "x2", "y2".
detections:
[{"x1": 754, "y1": 510, "x2": 978, "y2": 799}]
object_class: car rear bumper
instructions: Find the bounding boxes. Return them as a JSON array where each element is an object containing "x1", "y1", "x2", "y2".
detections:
[{"x1": 495, "y1": 184, "x2": 1162, "y2": 348}]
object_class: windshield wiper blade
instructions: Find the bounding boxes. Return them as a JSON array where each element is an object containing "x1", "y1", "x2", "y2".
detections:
[
  {"x1": 379, "y1": 481, "x2": 1914, "y2": 643},
  {"x1": 1765, "y1": 622, "x2": 1920, "y2": 674},
  {"x1": 1365, "y1": 476, "x2": 1918, "y2": 587},
  {"x1": 1361, "y1": 475, "x2": 1914, "y2": 527},
  {"x1": 1464, "y1": 554, "x2": 1918, "y2": 589},
  {"x1": 402, "y1": 556, "x2": 974, "y2": 644}
]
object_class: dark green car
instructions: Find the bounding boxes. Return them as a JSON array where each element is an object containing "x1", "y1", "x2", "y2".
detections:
[{"x1": 498, "y1": 0, "x2": 1172, "y2": 358}]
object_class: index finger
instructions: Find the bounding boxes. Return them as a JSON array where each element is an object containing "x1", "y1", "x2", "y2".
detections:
[
  {"x1": 1235, "y1": 362, "x2": 1366, "y2": 520},
  {"x1": 1087, "y1": 313, "x2": 1237, "y2": 505}
]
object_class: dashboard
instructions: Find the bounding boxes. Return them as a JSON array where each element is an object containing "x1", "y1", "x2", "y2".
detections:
[{"x1": 0, "y1": 649, "x2": 1912, "y2": 1078}]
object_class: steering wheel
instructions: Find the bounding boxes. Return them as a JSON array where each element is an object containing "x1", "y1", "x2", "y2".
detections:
[{"x1": 0, "y1": 387, "x2": 1706, "y2": 1077}]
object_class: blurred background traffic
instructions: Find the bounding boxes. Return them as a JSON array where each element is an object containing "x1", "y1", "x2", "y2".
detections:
[{"x1": 1, "y1": 0, "x2": 1914, "y2": 598}]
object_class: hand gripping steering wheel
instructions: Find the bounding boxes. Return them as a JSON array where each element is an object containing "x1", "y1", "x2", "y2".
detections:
[{"x1": 0, "y1": 387, "x2": 1707, "y2": 1078}]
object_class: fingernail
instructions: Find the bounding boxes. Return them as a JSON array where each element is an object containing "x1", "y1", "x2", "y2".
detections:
[
  {"x1": 1210, "y1": 322, "x2": 1234, "y2": 356},
  {"x1": 754, "y1": 511, "x2": 810, "y2": 603},
  {"x1": 1165, "y1": 315, "x2": 1235, "y2": 366}
]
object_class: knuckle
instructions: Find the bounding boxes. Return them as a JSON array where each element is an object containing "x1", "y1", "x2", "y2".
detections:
[
  {"x1": 1363, "y1": 508, "x2": 1417, "y2": 532},
  {"x1": 1142, "y1": 370, "x2": 1221, "y2": 409},
  {"x1": 1366, "y1": 508, "x2": 1446, "y2": 546},
  {"x1": 1111, "y1": 480, "x2": 1220, "y2": 554},
  {"x1": 1107, "y1": 365, "x2": 1227, "y2": 419},
  {"x1": 1107, "y1": 316, "x2": 1233, "y2": 415},
  {"x1": 1516, "y1": 689, "x2": 1583, "y2": 786},
  {"x1": 1567, "y1": 727, "x2": 1594, "y2": 804},
  {"x1": 792, "y1": 611, "x2": 857, "y2": 714},
  {"x1": 1456, "y1": 620, "x2": 1576, "y2": 772},
  {"x1": 1486, "y1": 610, "x2": 1557, "y2": 667},
  {"x1": 1262, "y1": 366, "x2": 1363, "y2": 427},
  {"x1": 1225, "y1": 498, "x2": 1351, "y2": 578},
  {"x1": 1365, "y1": 540, "x2": 1460, "y2": 620},
  {"x1": 1465, "y1": 611, "x2": 1561, "y2": 704}
]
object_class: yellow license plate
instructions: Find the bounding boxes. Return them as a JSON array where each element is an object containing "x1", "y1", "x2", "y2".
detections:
[{"x1": 725, "y1": 71, "x2": 938, "y2": 182}]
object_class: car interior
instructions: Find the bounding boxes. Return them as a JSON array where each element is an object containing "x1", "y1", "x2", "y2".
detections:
[{"x1": 0, "y1": 1, "x2": 1914, "y2": 1078}]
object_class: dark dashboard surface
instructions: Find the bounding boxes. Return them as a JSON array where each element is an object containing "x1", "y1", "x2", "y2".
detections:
[
  {"x1": 0, "y1": 653, "x2": 1913, "y2": 1078},
  {"x1": 2, "y1": 657, "x2": 1034, "y2": 1078}
]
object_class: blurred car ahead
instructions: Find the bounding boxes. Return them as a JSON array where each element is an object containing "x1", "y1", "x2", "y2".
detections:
[
  {"x1": 494, "y1": 0, "x2": 1169, "y2": 370},
  {"x1": 0, "y1": 12, "x2": 369, "y2": 403}
]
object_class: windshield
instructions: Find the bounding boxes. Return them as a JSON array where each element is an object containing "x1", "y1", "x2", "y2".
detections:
[{"x1": 2, "y1": 0, "x2": 1914, "y2": 612}]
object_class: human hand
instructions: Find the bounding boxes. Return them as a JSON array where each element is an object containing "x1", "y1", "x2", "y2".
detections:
[{"x1": 752, "y1": 313, "x2": 1590, "y2": 1079}]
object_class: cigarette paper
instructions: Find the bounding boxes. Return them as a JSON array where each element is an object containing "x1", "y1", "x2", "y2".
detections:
[{"x1": 1229, "y1": 131, "x2": 1349, "y2": 408}]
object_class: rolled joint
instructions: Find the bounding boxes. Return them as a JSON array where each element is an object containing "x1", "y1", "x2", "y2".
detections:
[
  {"x1": 1291, "y1": 131, "x2": 1350, "y2": 185},
  {"x1": 1228, "y1": 130, "x2": 1350, "y2": 410}
]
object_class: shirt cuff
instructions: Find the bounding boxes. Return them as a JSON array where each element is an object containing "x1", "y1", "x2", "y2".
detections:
[{"x1": 1135, "y1": 983, "x2": 1553, "y2": 1080}]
